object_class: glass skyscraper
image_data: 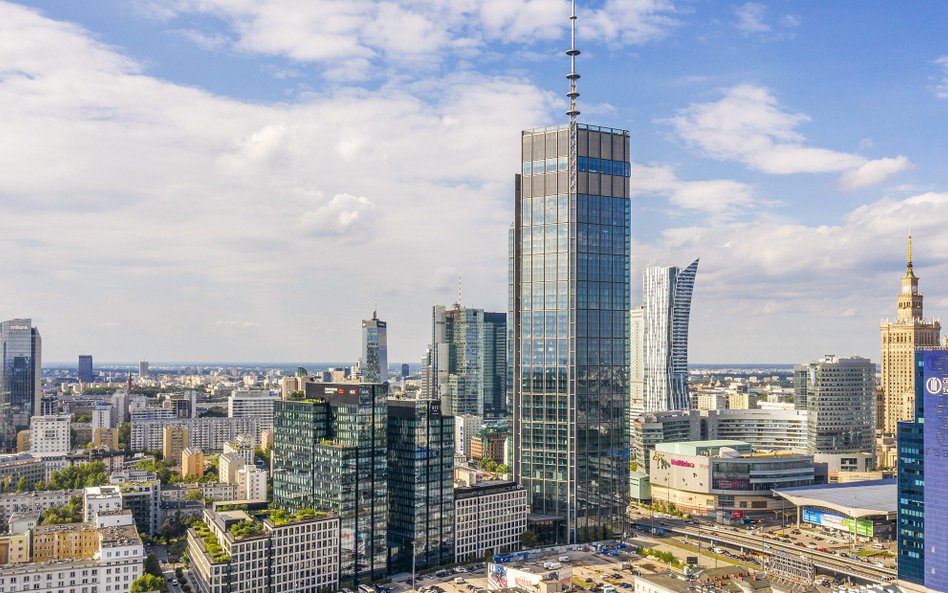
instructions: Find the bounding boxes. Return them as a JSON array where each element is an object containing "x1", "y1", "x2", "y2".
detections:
[
  {"x1": 386, "y1": 399, "x2": 454, "y2": 572},
  {"x1": 78, "y1": 355, "x2": 94, "y2": 383},
  {"x1": 361, "y1": 312, "x2": 388, "y2": 384},
  {"x1": 272, "y1": 383, "x2": 387, "y2": 586},
  {"x1": 633, "y1": 261, "x2": 698, "y2": 416},
  {"x1": 898, "y1": 350, "x2": 948, "y2": 592},
  {"x1": 428, "y1": 305, "x2": 507, "y2": 419},
  {"x1": 510, "y1": 120, "x2": 631, "y2": 544},
  {"x1": 0, "y1": 319, "x2": 41, "y2": 451}
]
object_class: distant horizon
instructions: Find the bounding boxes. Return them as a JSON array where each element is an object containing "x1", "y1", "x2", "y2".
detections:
[{"x1": 42, "y1": 361, "x2": 802, "y2": 370}]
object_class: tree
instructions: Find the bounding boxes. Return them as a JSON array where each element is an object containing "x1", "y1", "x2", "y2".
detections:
[
  {"x1": 118, "y1": 422, "x2": 131, "y2": 450},
  {"x1": 130, "y1": 574, "x2": 167, "y2": 593},
  {"x1": 40, "y1": 495, "x2": 84, "y2": 525},
  {"x1": 39, "y1": 463, "x2": 107, "y2": 491},
  {"x1": 144, "y1": 553, "x2": 163, "y2": 578},
  {"x1": 520, "y1": 530, "x2": 539, "y2": 549},
  {"x1": 15, "y1": 477, "x2": 27, "y2": 493},
  {"x1": 185, "y1": 489, "x2": 204, "y2": 502},
  {"x1": 202, "y1": 406, "x2": 227, "y2": 418},
  {"x1": 496, "y1": 464, "x2": 509, "y2": 474}
]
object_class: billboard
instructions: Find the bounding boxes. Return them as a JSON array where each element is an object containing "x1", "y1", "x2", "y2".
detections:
[
  {"x1": 802, "y1": 507, "x2": 873, "y2": 536},
  {"x1": 487, "y1": 563, "x2": 572, "y2": 591},
  {"x1": 923, "y1": 351, "x2": 948, "y2": 593}
]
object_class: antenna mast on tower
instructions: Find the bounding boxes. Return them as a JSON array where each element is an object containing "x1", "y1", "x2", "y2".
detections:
[{"x1": 566, "y1": 0, "x2": 581, "y2": 120}]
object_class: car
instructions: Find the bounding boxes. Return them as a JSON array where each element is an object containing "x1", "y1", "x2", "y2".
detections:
[
  {"x1": 818, "y1": 547, "x2": 829, "y2": 553},
  {"x1": 795, "y1": 542, "x2": 805, "y2": 547},
  {"x1": 612, "y1": 574, "x2": 622, "y2": 579},
  {"x1": 620, "y1": 584, "x2": 632, "y2": 589},
  {"x1": 171, "y1": 580, "x2": 179, "y2": 586}
]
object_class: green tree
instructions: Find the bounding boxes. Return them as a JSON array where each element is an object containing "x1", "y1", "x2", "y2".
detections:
[
  {"x1": 520, "y1": 530, "x2": 539, "y2": 548},
  {"x1": 130, "y1": 574, "x2": 167, "y2": 593},
  {"x1": 202, "y1": 406, "x2": 227, "y2": 418},
  {"x1": 15, "y1": 477, "x2": 27, "y2": 493},
  {"x1": 40, "y1": 496, "x2": 84, "y2": 525},
  {"x1": 185, "y1": 489, "x2": 204, "y2": 502},
  {"x1": 144, "y1": 553, "x2": 163, "y2": 577},
  {"x1": 496, "y1": 464, "x2": 509, "y2": 474},
  {"x1": 39, "y1": 462, "x2": 107, "y2": 491},
  {"x1": 118, "y1": 422, "x2": 131, "y2": 449}
]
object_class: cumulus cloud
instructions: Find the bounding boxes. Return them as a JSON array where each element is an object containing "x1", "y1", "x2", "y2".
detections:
[
  {"x1": 934, "y1": 55, "x2": 948, "y2": 100},
  {"x1": 631, "y1": 163, "x2": 758, "y2": 217},
  {"x1": 298, "y1": 194, "x2": 377, "y2": 238},
  {"x1": 665, "y1": 84, "x2": 911, "y2": 188},
  {"x1": 735, "y1": 3, "x2": 770, "y2": 34}
]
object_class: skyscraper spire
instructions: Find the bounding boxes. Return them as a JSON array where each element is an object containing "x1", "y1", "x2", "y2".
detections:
[
  {"x1": 566, "y1": 0, "x2": 581, "y2": 120},
  {"x1": 907, "y1": 229, "x2": 913, "y2": 269}
]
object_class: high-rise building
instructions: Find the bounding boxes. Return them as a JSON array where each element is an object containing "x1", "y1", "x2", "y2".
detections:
[
  {"x1": 881, "y1": 234, "x2": 941, "y2": 434},
  {"x1": 401, "y1": 363, "x2": 410, "y2": 379},
  {"x1": 636, "y1": 260, "x2": 699, "y2": 415},
  {"x1": 29, "y1": 415, "x2": 71, "y2": 458},
  {"x1": 78, "y1": 355, "x2": 94, "y2": 383},
  {"x1": 228, "y1": 389, "x2": 279, "y2": 432},
  {"x1": 162, "y1": 426, "x2": 189, "y2": 466},
  {"x1": 181, "y1": 448, "x2": 205, "y2": 480},
  {"x1": 91, "y1": 403, "x2": 112, "y2": 430},
  {"x1": 0, "y1": 319, "x2": 42, "y2": 451},
  {"x1": 897, "y1": 350, "x2": 948, "y2": 592},
  {"x1": 629, "y1": 306, "x2": 645, "y2": 417},
  {"x1": 428, "y1": 305, "x2": 508, "y2": 418},
  {"x1": 386, "y1": 399, "x2": 455, "y2": 572},
  {"x1": 272, "y1": 383, "x2": 387, "y2": 586},
  {"x1": 510, "y1": 8, "x2": 631, "y2": 543},
  {"x1": 139, "y1": 360, "x2": 149, "y2": 378},
  {"x1": 797, "y1": 355, "x2": 875, "y2": 456},
  {"x1": 361, "y1": 312, "x2": 388, "y2": 384}
]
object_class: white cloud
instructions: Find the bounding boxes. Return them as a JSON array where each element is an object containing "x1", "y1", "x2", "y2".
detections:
[
  {"x1": 735, "y1": 3, "x2": 770, "y2": 34},
  {"x1": 934, "y1": 55, "x2": 948, "y2": 100},
  {"x1": 631, "y1": 163, "x2": 758, "y2": 216},
  {"x1": 839, "y1": 156, "x2": 912, "y2": 190},
  {"x1": 298, "y1": 193, "x2": 377, "y2": 239},
  {"x1": 666, "y1": 84, "x2": 911, "y2": 187},
  {"x1": 172, "y1": 28, "x2": 230, "y2": 50},
  {"x1": 144, "y1": 0, "x2": 679, "y2": 78}
]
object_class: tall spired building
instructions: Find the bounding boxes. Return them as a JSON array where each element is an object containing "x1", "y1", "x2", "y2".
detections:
[
  {"x1": 361, "y1": 311, "x2": 388, "y2": 384},
  {"x1": 880, "y1": 234, "x2": 941, "y2": 434},
  {"x1": 510, "y1": 2, "x2": 631, "y2": 544}
]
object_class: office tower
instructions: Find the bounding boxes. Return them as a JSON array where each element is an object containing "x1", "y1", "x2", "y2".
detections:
[
  {"x1": 0, "y1": 319, "x2": 42, "y2": 451},
  {"x1": 429, "y1": 305, "x2": 507, "y2": 418},
  {"x1": 386, "y1": 399, "x2": 454, "y2": 572},
  {"x1": 228, "y1": 389, "x2": 279, "y2": 432},
  {"x1": 629, "y1": 306, "x2": 644, "y2": 417},
  {"x1": 139, "y1": 361, "x2": 149, "y2": 378},
  {"x1": 28, "y1": 415, "x2": 71, "y2": 458},
  {"x1": 361, "y1": 312, "x2": 388, "y2": 384},
  {"x1": 401, "y1": 363, "x2": 410, "y2": 379},
  {"x1": 78, "y1": 355, "x2": 93, "y2": 383},
  {"x1": 510, "y1": 7, "x2": 631, "y2": 544},
  {"x1": 636, "y1": 260, "x2": 699, "y2": 414},
  {"x1": 898, "y1": 350, "x2": 948, "y2": 592},
  {"x1": 798, "y1": 355, "x2": 875, "y2": 455},
  {"x1": 272, "y1": 383, "x2": 387, "y2": 586},
  {"x1": 881, "y1": 235, "x2": 941, "y2": 434},
  {"x1": 162, "y1": 425, "x2": 190, "y2": 464}
]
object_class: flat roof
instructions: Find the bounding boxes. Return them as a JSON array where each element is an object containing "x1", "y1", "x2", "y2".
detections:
[
  {"x1": 771, "y1": 479, "x2": 896, "y2": 518},
  {"x1": 655, "y1": 440, "x2": 751, "y2": 454}
]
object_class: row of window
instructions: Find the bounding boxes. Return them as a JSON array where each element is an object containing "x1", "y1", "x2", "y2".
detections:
[{"x1": 522, "y1": 157, "x2": 632, "y2": 177}]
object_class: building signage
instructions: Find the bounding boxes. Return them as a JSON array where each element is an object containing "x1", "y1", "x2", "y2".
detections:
[
  {"x1": 7, "y1": 325, "x2": 29, "y2": 331},
  {"x1": 671, "y1": 459, "x2": 695, "y2": 468},
  {"x1": 802, "y1": 507, "x2": 873, "y2": 536}
]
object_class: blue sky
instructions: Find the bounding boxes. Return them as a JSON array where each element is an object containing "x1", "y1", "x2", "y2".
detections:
[{"x1": 2, "y1": 0, "x2": 948, "y2": 364}]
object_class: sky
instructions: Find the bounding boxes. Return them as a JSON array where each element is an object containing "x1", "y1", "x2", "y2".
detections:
[{"x1": 2, "y1": 1, "x2": 948, "y2": 365}]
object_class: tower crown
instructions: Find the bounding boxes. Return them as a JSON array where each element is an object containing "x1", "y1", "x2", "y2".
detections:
[{"x1": 565, "y1": 0, "x2": 580, "y2": 120}]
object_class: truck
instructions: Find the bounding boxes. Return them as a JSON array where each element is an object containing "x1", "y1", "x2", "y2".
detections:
[
  {"x1": 558, "y1": 556, "x2": 571, "y2": 562},
  {"x1": 454, "y1": 578, "x2": 465, "y2": 584}
]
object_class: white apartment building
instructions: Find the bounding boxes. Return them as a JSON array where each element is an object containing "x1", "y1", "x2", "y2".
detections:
[
  {"x1": 454, "y1": 480, "x2": 526, "y2": 563},
  {"x1": 130, "y1": 417, "x2": 259, "y2": 452},
  {"x1": 91, "y1": 404, "x2": 113, "y2": 430},
  {"x1": 218, "y1": 453, "x2": 244, "y2": 485},
  {"x1": 0, "y1": 490, "x2": 80, "y2": 525},
  {"x1": 236, "y1": 466, "x2": 267, "y2": 501},
  {"x1": 29, "y1": 415, "x2": 71, "y2": 458},
  {"x1": 129, "y1": 407, "x2": 176, "y2": 422},
  {"x1": 188, "y1": 509, "x2": 339, "y2": 593},
  {"x1": 454, "y1": 414, "x2": 483, "y2": 459},
  {"x1": 0, "y1": 523, "x2": 144, "y2": 593},
  {"x1": 83, "y1": 485, "x2": 123, "y2": 522},
  {"x1": 222, "y1": 436, "x2": 255, "y2": 465},
  {"x1": 160, "y1": 482, "x2": 238, "y2": 503},
  {"x1": 227, "y1": 390, "x2": 279, "y2": 432}
]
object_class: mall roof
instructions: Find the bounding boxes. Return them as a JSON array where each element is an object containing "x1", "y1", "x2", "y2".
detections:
[{"x1": 771, "y1": 479, "x2": 897, "y2": 518}]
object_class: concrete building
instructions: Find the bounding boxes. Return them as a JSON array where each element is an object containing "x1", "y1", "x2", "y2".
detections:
[
  {"x1": 182, "y1": 448, "x2": 205, "y2": 479},
  {"x1": 91, "y1": 403, "x2": 112, "y2": 430},
  {"x1": 236, "y1": 465, "x2": 267, "y2": 501},
  {"x1": 131, "y1": 417, "x2": 259, "y2": 452},
  {"x1": 83, "y1": 485, "x2": 123, "y2": 522},
  {"x1": 188, "y1": 509, "x2": 339, "y2": 593},
  {"x1": 0, "y1": 453, "x2": 45, "y2": 490},
  {"x1": 109, "y1": 471, "x2": 160, "y2": 536},
  {"x1": 228, "y1": 389, "x2": 279, "y2": 432},
  {"x1": 28, "y1": 415, "x2": 70, "y2": 458},
  {"x1": 487, "y1": 559, "x2": 572, "y2": 591},
  {"x1": 222, "y1": 436, "x2": 255, "y2": 465},
  {"x1": 218, "y1": 452, "x2": 244, "y2": 485},
  {"x1": 0, "y1": 319, "x2": 42, "y2": 451},
  {"x1": 454, "y1": 414, "x2": 483, "y2": 459},
  {"x1": 648, "y1": 440, "x2": 814, "y2": 516},
  {"x1": 161, "y1": 482, "x2": 237, "y2": 503},
  {"x1": 510, "y1": 115, "x2": 632, "y2": 544},
  {"x1": 0, "y1": 490, "x2": 79, "y2": 526},
  {"x1": 0, "y1": 531, "x2": 29, "y2": 564},
  {"x1": 728, "y1": 392, "x2": 757, "y2": 410},
  {"x1": 162, "y1": 425, "x2": 190, "y2": 465},
  {"x1": 31, "y1": 522, "x2": 99, "y2": 561},
  {"x1": 361, "y1": 311, "x2": 388, "y2": 384},
  {"x1": 0, "y1": 522, "x2": 143, "y2": 593},
  {"x1": 454, "y1": 480, "x2": 526, "y2": 563},
  {"x1": 881, "y1": 235, "x2": 942, "y2": 435},
  {"x1": 798, "y1": 355, "x2": 875, "y2": 457}
]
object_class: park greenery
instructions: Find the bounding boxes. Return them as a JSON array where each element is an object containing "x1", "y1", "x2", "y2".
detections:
[
  {"x1": 193, "y1": 521, "x2": 230, "y2": 563},
  {"x1": 133, "y1": 459, "x2": 216, "y2": 485},
  {"x1": 637, "y1": 546, "x2": 684, "y2": 568},
  {"x1": 477, "y1": 458, "x2": 509, "y2": 474},
  {"x1": 40, "y1": 495, "x2": 84, "y2": 524},
  {"x1": 228, "y1": 519, "x2": 265, "y2": 539},
  {"x1": 34, "y1": 461, "x2": 107, "y2": 491},
  {"x1": 130, "y1": 574, "x2": 167, "y2": 593},
  {"x1": 0, "y1": 475, "x2": 30, "y2": 493},
  {"x1": 268, "y1": 508, "x2": 322, "y2": 526}
]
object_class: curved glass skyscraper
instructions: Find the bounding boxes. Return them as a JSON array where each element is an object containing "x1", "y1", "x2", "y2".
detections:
[{"x1": 0, "y1": 319, "x2": 41, "y2": 451}]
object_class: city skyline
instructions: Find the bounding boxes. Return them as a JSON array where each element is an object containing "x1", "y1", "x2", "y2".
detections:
[{"x1": 3, "y1": 1, "x2": 948, "y2": 364}]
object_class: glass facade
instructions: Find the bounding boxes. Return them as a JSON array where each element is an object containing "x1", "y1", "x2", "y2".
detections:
[
  {"x1": 0, "y1": 319, "x2": 41, "y2": 451},
  {"x1": 272, "y1": 383, "x2": 387, "y2": 587},
  {"x1": 483, "y1": 312, "x2": 508, "y2": 419},
  {"x1": 386, "y1": 399, "x2": 454, "y2": 572},
  {"x1": 362, "y1": 313, "x2": 388, "y2": 383},
  {"x1": 899, "y1": 350, "x2": 948, "y2": 589},
  {"x1": 511, "y1": 123, "x2": 630, "y2": 544}
]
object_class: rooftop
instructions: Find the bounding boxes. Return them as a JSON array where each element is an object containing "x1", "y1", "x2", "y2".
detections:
[{"x1": 771, "y1": 479, "x2": 897, "y2": 518}]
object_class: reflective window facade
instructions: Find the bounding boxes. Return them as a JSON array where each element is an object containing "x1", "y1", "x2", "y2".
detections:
[
  {"x1": 386, "y1": 399, "x2": 454, "y2": 572},
  {"x1": 362, "y1": 313, "x2": 388, "y2": 383},
  {"x1": 511, "y1": 123, "x2": 630, "y2": 544},
  {"x1": 0, "y1": 319, "x2": 41, "y2": 451},
  {"x1": 272, "y1": 384, "x2": 387, "y2": 587}
]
